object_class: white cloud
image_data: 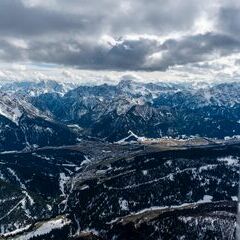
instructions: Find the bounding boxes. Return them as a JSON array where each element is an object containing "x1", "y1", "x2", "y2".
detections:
[{"x1": 7, "y1": 38, "x2": 28, "y2": 49}]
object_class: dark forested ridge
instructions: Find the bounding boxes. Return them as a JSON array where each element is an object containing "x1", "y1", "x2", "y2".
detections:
[{"x1": 1, "y1": 139, "x2": 239, "y2": 239}]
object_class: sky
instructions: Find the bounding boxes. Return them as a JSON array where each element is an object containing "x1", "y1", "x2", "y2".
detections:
[{"x1": 1, "y1": 0, "x2": 240, "y2": 84}]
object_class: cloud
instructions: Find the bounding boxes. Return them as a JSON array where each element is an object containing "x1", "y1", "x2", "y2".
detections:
[
  {"x1": 0, "y1": 0, "x2": 203, "y2": 38},
  {"x1": 218, "y1": 6, "x2": 240, "y2": 37},
  {"x1": 24, "y1": 33, "x2": 240, "y2": 71},
  {"x1": 1, "y1": 33, "x2": 240, "y2": 72},
  {"x1": 0, "y1": 0, "x2": 103, "y2": 37},
  {"x1": 0, "y1": 39, "x2": 27, "y2": 61},
  {"x1": 0, "y1": 0, "x2": 240, "y2": 75},
  {"x1": 145, "y1": 33, "x2": 240, "y2": 70}
]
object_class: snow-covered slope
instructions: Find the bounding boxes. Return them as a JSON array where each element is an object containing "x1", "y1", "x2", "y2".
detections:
[
  {"x1": 0, "y1": 94, "x2": 22, "y2": 125},
  {"x1": 0, "y1": 92, "x2": 77, "y2": 151},
  {"x1": 0, "y1": 92, "x2": 51, "y2": 125}
]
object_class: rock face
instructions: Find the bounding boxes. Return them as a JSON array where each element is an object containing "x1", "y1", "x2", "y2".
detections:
[
  {"x1": 0, "y1": 92, "x2": 77, "y2": 151},
  {"x1": 30, "y1": 80, "x2": 240, "y2": 141}
]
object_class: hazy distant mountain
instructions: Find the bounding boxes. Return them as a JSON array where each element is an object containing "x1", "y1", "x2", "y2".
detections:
[{"x1": 0, "y1": 80, "x2": 77, "y2": 97}]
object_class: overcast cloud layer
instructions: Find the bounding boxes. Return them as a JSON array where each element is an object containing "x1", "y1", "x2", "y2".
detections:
[{"x1": 1, "y1": 0, "x2": 240, "y2": 83}]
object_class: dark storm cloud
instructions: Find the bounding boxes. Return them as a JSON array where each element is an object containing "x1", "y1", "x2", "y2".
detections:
[
  {"x1": 0, "y1": 0, "x2": 240, "y2": 71},
  {"x1": 18, "y1": 33, "x2": 239, "y2": 71},
  {"x1": 0, "y1": 0, "x2": 101, "y2": 36},
  {"x1": 0, "y1": 0, "x2": 204, "y2": 37},
  {"x1": 27, "y1": 38, "x2": 160, "y2": 70},
  {"x1": 0, "y1": 40, "x2": 26, "y2": 61},
  {"x1": 147, "y1": 33, "x2": 240, "y2": 70},
  {"x1": 218, "y1": 7, "x2": 240, "y2": 36}
]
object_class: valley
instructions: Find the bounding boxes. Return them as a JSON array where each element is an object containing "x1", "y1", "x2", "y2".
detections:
[
  {"x1": 0, "y1": 80, "x2": 240, "y2": 239},
  {"x1": 0, "y1": 138, "x2": 239, "y2": 239}
]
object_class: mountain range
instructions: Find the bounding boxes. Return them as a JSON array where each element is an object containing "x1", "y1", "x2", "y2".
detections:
[
  {"x1": 0, "y1": 79, "x2": 240, "y2": 239},
  {"x1": 1, "y1": 79, "x2": 239, "y2": 151},
  {"x1": 0, "y1": 91, "x2": 76, "y2": 151}
]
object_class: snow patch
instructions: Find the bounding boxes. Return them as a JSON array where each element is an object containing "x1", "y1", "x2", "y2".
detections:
[
  {"x1": 59, "y1": 173, "x2": 70, "y2": 197},
  {"x1": 117, "y1": 130, "x2": 146, "y2": 143},
  {"x1": 232, "y1": 196, "x2": 238, "y2": 201},
  {"x1": 197, "y1": 195, "x2": 213, "y2": 203},
  {"x1": 13, "y1": 216, "x2": 71, "y2": 240},
  {"x1": 119, "y1": 199, "x2": 129, "y2": 211},
  {"x1": 7, "y1": 168, "x2": 34, "y2": 206},
  {"x1": 81, "y1": 156, "x2": 92, "y2": 166},
  {"x1": 2, "y1": 224, "x2": 31, "y2": 237},
  {"x1": 218, "y1": 156, "x2": 239, "y2": 166}
]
